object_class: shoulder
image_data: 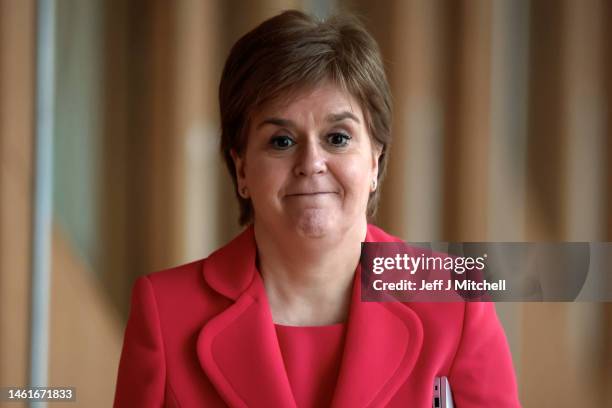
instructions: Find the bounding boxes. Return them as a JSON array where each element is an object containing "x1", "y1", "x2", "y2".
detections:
[
  {"x1": 143, "y1": 258, "x2": 207, "y2": 296},
  {"x1": 366, "y1": 223, "x2": 404, "y2": 242},
  {"x1": 147, "y1": 257, "x2": 205, "y2": 282},
  {"x1": 134, "y1": 257, "x2": 227, "y2": 314},
  {"x1": 134, "y1": 226, "x2": 256, "y2": 306}
]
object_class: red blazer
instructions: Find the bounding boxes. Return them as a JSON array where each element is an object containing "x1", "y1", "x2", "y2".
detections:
[{"x1": 114, "y1": 225, "x2": 521, "y2": 407}]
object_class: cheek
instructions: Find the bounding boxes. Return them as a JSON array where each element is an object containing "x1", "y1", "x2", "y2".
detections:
[
  {"x1": 244, "y1": 156, "x2": 288, "y2": 194},
  {"x1": 336, "y1": 156, "x2": 375, "y2": 196}
]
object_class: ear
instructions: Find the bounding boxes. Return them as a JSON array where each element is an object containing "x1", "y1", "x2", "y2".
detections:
[
  {"x1": 371, "y1": 143, "x2": 382, "y2": 180},
  {"x1": 230, "y1": 149, "x2": 248, "y2": 196}
]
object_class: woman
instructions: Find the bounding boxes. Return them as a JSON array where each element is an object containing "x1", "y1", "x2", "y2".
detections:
[{"x1": 114, "y1": 10, "x2": 520, "y2": 407}]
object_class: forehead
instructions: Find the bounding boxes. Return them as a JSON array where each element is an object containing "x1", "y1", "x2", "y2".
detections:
[{"x1": 252, "y1": 82, "x2": 364, "y2": 121}]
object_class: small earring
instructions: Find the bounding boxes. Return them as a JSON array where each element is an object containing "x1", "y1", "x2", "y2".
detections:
[
  {"x1": 240, "y1": 186, "x2": 248, "y2": 198},
  {"x1": 371, "y1": 179, "x2": 377, "y2": 191}
]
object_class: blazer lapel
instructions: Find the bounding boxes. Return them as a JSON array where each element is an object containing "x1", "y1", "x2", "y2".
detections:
[
  {"x1": 331, "y1": 228, "x2": 425, "y2": 408},
  {"x1": 197, "y1": 226, "x2": 297, "y2": 408}
]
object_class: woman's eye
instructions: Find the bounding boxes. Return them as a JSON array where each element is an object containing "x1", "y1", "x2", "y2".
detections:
[
  {"x1": 270, "y1": 135, "x2": 295, "y2": 149},
  {"x1": 327, "y1": 132, "x2": 351, "y2": 147}
]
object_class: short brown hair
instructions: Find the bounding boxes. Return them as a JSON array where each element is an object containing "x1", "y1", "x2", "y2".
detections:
[{"x1": 219, "y1": 10, "x2": 392, "y2": 225}]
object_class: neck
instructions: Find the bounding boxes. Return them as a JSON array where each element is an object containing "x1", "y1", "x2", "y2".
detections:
[{"x1": 254, "y1": 220, "x2": 367, "y2": 326}]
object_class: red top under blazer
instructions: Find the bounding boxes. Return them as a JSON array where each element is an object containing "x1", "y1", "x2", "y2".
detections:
[{"x1": 114, "y1": 224, "x2": 521, "y2": 407}]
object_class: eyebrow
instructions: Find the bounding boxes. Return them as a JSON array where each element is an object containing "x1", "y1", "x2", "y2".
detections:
[
  {"x1": 255, "y1": 110, "x2": 361, "y2": 130},
  {"x1": 326, "y1": 111, "x2": 360, "y2": 124}
]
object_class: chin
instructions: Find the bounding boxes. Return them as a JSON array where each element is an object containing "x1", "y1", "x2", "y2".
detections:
[{"x1": 293, "y1": 209, "x2": 337, "y2": 239}]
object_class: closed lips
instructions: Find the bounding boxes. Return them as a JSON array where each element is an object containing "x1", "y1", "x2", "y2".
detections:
[{"x1": 286, "y1": 191, "x2": 336, "y2": 196}]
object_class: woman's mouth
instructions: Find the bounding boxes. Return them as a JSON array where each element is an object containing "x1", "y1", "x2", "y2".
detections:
[{"x1": 286, "y1": 191, "x2": 337, "y2": 197}]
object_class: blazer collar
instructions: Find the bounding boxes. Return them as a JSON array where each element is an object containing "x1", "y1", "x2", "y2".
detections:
[
  {"x1": 201, "y1": 226, "x2": 258, "y2": 301},
  {"x1": 197, "y1": 225, "x2": 424, "y2": 408}
]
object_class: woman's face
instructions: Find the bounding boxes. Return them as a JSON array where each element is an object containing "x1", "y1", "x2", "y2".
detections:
[{"x1": 232, "y1": 82, "x2": 380, "y2": 239}]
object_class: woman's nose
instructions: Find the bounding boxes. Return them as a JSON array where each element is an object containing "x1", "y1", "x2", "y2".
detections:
[{"x1": 293, "y1": 140, "x2": 327, "y2": 177}]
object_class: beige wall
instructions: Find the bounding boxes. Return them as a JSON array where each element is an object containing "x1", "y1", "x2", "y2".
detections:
[
  {"x1": 49, "y1": 226, "x2": 123, "y2": 408},
  {"x1": 0, "y1": 2, "x2": 35, "y2": 406}
]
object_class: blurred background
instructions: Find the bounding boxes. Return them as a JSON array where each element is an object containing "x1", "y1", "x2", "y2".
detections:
[{"x1": 0, "y1": 0, "x2": 611, "y2": 406}]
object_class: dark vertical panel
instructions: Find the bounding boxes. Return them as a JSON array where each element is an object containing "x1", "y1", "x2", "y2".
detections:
[
  {"x1": 145, "y1": 0, "x2": 177, "y2": 270},
  {"x1": 101, "y1": 0, "x2": 177, "y2": 317},
  {"x1": 101, "y1": 0, "x2": 130, "y2": 316},
  {"x1": 440, "y1": 0, "x2": 462, "y2": 241},
  {"x1": 125, "y1": 0, "x2": 157, "y2": 305},
  {"x1": 525, "y1": 0, "x2": 565, "y2": 240},
  {"x1": 603, "y1": 1, "x2": 612, "y2": 401},
  {"x1": 606, "y1": 1, "x2": 612, "y2": 243},
  {"x1": 440, "y1": 0, "x2": 492, "y2": 242}
]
